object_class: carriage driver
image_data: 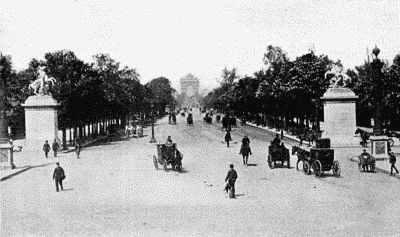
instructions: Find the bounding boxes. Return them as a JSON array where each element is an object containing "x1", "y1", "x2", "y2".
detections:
[
  {"x1": 272, "y1": 134, "x2": 281, "y2": 146},
  {"x1": 165, "y1": 136, "x2": 173, "y2": 146}
]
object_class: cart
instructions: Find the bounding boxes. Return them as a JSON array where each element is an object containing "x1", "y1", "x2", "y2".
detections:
[{"x1": 153, "y1": 143, "x2": 183, "y2": 171}]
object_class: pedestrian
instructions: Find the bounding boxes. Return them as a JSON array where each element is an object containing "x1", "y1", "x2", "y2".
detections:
[
  {"x1": 52, "y1": 139, "x2": 59, "y2": 157},
  {"x1": 389, "y1": 151, "x2": 399, "y2": 176},
  {"x1": 225, "y1": 164, "x2": 238, "y2": 198},
  {"x1": 75, "y1": 142, "x2": 81, "y2": 159},
  {"x1": 43, "y1": 140, "x2": 50, "y2": 158},
  {"x1": 53, "y1": 162, "x2": 65, "y2": 192},
  {"x1": 225, "y1": 130, "x2": 232, "y2": 147}
]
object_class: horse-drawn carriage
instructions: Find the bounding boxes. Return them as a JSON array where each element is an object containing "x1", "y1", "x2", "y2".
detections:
[
  {"x1": 267, "y1": 143, "x2": 290, "y2": 169},
  {"x1": 358, "y1": 153, "x2": 375, "y2": 172},
  {"x1": 221, "y1": 116, "x2": 237, "y2": 130},
  {"x1": 125, "y1": 120, "x2": 143, "y2": 138},
  {"x1": 153, "y1": 143, "x2": 183, "y2": 171},
  {"x1": 203, "y1": 113, "x2": 212, "y2": 124},
  {"x1": 292, "y1": 139, "x2": 341, "y2": 177}
]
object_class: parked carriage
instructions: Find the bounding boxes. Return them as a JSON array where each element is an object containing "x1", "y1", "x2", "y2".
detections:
[
  {"x1": 153, "y1": 143, "x2": 183, "y2": 171},
  {"x1": 267, "y1": 143, "x2": 290, "y2": 169}
]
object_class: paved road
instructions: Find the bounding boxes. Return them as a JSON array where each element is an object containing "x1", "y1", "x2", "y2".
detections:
[{"x1": 1, "y1": 113, "x2": 400, "y2": 236}]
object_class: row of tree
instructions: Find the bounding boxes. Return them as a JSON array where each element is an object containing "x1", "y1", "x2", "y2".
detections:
[
  {"x1": 203, "y1": 46, "x2": 400, "y2": 134},
  {"x1": 1, "y1": 50, "x2": 176, "y2": 146}
]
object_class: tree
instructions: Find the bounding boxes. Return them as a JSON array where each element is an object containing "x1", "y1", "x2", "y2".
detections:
[{"x1": 146, "y1": 77, "x2": 176, "y2": 115}]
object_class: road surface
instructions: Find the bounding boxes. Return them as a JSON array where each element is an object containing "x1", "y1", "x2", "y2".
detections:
[{"x1": 1, "y1": 112, "x2": 400, "y2": 236}]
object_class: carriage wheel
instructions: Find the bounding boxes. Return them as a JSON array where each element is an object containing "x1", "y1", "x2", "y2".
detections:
[
  {"x1": 267, "y1": 155, "x2": 272, "y2": 168},
  {"x1": 358, "y1": 157, "x2": 363, "y2": 172},
  {"x1": 303, "y1": 161, "x2": 310, "y2": 175},
  {"x1": 153, "y1": 155, "x2": 158, "y2": 170},
  {"x1": 313, "y1": 160, "x2": 322, "y2": 177},
  {"x1": 333, "y1": 161, "x2": 341, "y2": 177}
]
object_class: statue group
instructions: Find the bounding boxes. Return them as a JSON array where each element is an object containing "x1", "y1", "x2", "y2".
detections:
[
  {"x1": 324, "y1": 63, "x2": 352, "y2": 88},
  {"x1": 28, "y1": 66, "x2": 56, "y2": 95}
]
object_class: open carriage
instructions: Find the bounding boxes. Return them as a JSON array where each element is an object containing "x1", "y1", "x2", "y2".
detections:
[
  {"x1": 153, "y1": 143, "x2": 183, "y2": 171},
  {"x1": 267, "y1": 143, "x2": 290, "y2": 169}
]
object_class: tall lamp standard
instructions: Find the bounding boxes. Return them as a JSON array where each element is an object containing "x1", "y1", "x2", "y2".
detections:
[{"x1": 149, "y1": 102, "x2": 156, "y2": 143}]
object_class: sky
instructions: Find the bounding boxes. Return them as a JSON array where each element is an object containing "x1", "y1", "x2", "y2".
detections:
[{"x1": 1, "y1": 0, "x2": 399, "y2": 93}]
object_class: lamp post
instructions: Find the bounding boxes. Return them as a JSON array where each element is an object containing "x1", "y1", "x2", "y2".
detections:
[{"x1": 149, "y1": 102, "x2": 156, "y2": 143}]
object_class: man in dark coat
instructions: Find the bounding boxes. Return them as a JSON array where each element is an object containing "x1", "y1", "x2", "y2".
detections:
[
  {"x1": 389, "y1": 151, "x2": 399, "y2": 176},
  {"x1": 53, "y1": 162, "x2": 65, "y2": 192},
  {"x1": 225, "y1": 130, "x2": 232, "y2": 147},
  {"x1": 225, "y1": 164, "x2": 238, "y2": 197},
  {"x1": 52, "y1": 139, "x2": 59, "y2": 157},
  {"x1": 43, "y1": 140, "x2": 50, "y2": 158}
]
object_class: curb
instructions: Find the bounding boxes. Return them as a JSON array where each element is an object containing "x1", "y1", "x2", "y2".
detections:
[
  {"x1": 350, "y1": 157, "x2": 400, "y2": 179},
  {"x1": 243, "y1": 121, "x2": 302, "y2": 143},
  {"x1": 1, "y1": 166, "x2": 32, "y2": 182}
]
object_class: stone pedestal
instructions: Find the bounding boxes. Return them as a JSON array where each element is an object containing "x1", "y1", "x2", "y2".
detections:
[
  {"x1": 370, "y1": 136, "x2": 389, "y2": 160},
  {"x1": 22, "y1": 95, "x2": 59, "y2": 151},
  {"x1": 321, "y1": 88, "x2": 359, "y2": 147},
  {"x1": 0, "y1": 143, "x2": 15, "y2": 169}
]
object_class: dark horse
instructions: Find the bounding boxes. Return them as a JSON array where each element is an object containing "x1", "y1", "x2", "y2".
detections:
[
  {"x1": 291, "y1": 146, "x2": 311, "y2": 172},
  {"x1": 355, "y1": 128, "x2": 370, "y2": 147}
]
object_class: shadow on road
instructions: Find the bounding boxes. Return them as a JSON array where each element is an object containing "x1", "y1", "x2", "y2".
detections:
[
  {"x1": 246, "y1": 163, "x2": 258, "y2": 167},
  {"x1": 62, "y1": 188, "x2": 74, "y2": 192}
]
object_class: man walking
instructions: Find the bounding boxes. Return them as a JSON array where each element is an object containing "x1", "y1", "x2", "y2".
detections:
[
  {"x1": 43, "y1": 140, "x2": 50, "y2": 158},
  {"x1": 389, "y1": 151, "x2": 399, "y2": 176},
  {"x1": 225, "y1": 130, "x2": 232, "y2": 148},
  {"x1": 75, "y1": 142, "x2": 81, "y2": 159},
  {"x1": 53, "y1": 162, "x2": 65, "y2": 192},
  {"x1": 52, "y1": 139, "x2": 59, "y2": 157},
  {"x1": 225, "y1": 164, "x2": 238, "y2": 198}
]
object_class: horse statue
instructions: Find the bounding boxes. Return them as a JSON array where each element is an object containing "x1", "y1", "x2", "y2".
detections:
[
  {"x1": 324, "y1": 64, "x2": 351, "y2": 88},
  {"x1": 29, "y1": 66, "x2": 56, "y2": 95}
]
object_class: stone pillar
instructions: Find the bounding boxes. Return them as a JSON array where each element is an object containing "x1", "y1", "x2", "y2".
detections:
[
  {"x1": 320, "y1": 88, "x2": 359, "y2": 147},
  {"x1": 370, "y1": 136, "x2": 389, "y2": 160},
  {"x1": 22, "y1": 95, "x2": 59, "y2": 151}
]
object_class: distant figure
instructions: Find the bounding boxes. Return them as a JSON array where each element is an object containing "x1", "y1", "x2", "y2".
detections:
[
  {"x1": 225, "y1": 130, "x2": 232, "y2": 148},
  {"x1": 225, "y1": 164, "x2": 238, "y2": 198},
  {"x1": 240, "y1": 136, "x2": 252, "y2": 166},
  {"x1": 43, "y1": 140, "x2": 50, "y2": 158},
  {"x1": 53, "y1": 162, "x2": 65, "y2": 192},
  {"x1": 389, "y1": 151, "x2": 399, "y2": 176},
  {"x1": 75, "y1": 142, "x2": 82, "y2": 159},
  {"x1": 52, "y1": 139, "x2": 59, "y2": 157}
]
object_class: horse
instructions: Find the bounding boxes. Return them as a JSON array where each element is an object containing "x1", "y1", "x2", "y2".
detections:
[
  {"x1": 239, "y1": 144, "x2": 252, "y2": 166},
  {"x1": 291, "y1": 146, "x2": 311, "y2": 172},
  {"x1": 355, "y1": 128, "x2": 370, "y2": 147}
]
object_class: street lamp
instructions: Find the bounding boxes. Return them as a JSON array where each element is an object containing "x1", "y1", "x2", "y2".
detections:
[{"x1": 149, "y1": 102, "x2": 156, "y2": 143}]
